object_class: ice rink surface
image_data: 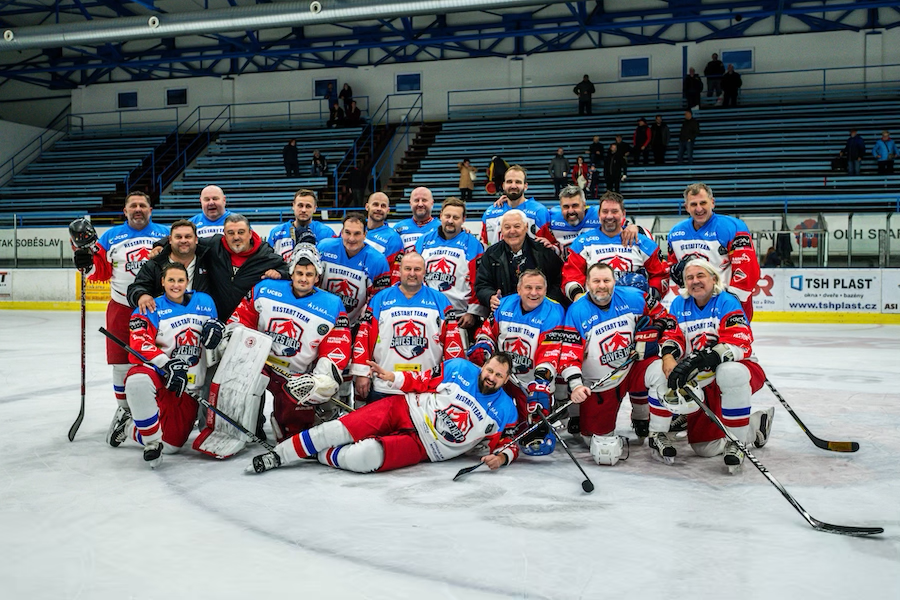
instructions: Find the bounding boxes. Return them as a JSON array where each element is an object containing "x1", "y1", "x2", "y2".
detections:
[{"x1": 1, "y1": 311, "x2": 898, "y2": 600}]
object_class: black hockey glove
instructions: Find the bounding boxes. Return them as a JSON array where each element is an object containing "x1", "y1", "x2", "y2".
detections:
[
  {"x1": 667, "y1": 347, "x2": 722, "y2": 390},
  {"x1": 73, "y1": 247, "x2": 94, "y2": 271},
  {"x1": 200, "y1": 319, "x2": 226, "y2": 349},
  {"x1": 163, "y1": 358, "x2": 191, "y2": 396}
]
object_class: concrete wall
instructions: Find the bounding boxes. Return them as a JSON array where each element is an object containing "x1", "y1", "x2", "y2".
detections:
[{"x1": 0, "y1": 119, "x2": 51, "y2": 171}]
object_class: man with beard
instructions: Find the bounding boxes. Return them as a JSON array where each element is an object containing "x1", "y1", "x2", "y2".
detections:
[
  {"x1": 268, "y1": 189, "x2": 335, "y2": 260},
  {"x1": 363, "y1": 191, "x2": 404, "y2": 277},
  {"x1": 393, "y1": 187, "x2": 440, "y2": 252},
  {"x1": 481, "y1": 165, "x2": 549, "y2": 246},
  {"x1": 248, "y1": 354, "x2": 521, "y2": 474},
  {"x1": 537, "y1": 185, "x2": 600, "y2": 251},
  {"x1": 189, "y1": 185, "x2": 232, "y2": 238},
  {"x1": 562, "y1": 191, "x2": 668, "y2": 302},
  {"x1": 350, "y1": 252, "x2": 464, "y2": 403}
]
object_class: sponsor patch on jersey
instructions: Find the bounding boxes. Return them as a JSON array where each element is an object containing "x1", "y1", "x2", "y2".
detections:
[
  {"x1": 395, "y1": 363, "x2": 421, "y2": 372},
  {"x1": 724, "y1": 313, "x2": 748, "y2": 328},
  {"x1": 129, "y1": 316, "x2": 145, "y2": 331},
  {"x1": 327, "y1": 348, "x2": 346, "y2": 364},
  {"x1": 446, "y1": 341, "x2": 462, "y2": 356},
  {"x1": 557, "y1": 329, "x2": 583, "y2": 345},
  {"x1": 731, "y1": 233, "x2": 752, "y2": 249},
  {"x1": 434, "y1": 403, "x2": 473, "y2": 444},
  {"x1": 317, "y1": 324, "x2": 329, "y2": 335}
]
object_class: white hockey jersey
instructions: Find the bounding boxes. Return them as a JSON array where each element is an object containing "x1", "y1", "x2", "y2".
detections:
[
  {"x1": 317, "y1": 237, "x2": 392, "y2": 326},
  {"x1": 415, "y1": 228, "x2": 485, "y2": 315},
  {"x1": 89, "y1": 221, "x2": 170, "y2": 306}
]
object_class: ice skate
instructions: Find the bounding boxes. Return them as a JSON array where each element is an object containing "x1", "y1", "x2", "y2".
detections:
[
  {"x1": 724, "y1": 441, "x2": 744, "y2": 474},
  {"x1": 247, "y1": 451, "x2": 281, "y2": 474},
  {"x1": 669, "y1": 414, "x2": 687, "y2": 433},
  {"x1": 750, "y1": 407, "x2": 775, "y2": 448},
  {"x1": 648, "y1": 431, "x2": 676, "y2": 465},
  {"x1": 566, "y1": 416, "x2": 580, "y2": 435},
  {"x1": 632, "y1": 418, "x2": 649, "y2": 439},
  {"x1": 106, "y1": 406, "x2": 132, "y2": 448},
  {"x1": 143, "y1": 440, "x2": 163, "y2": 468}
]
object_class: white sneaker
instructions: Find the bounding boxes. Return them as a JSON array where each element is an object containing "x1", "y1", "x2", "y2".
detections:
[
  {"x1": 649, "y1": 432, "x2": 676, "y2": 465},
  {"x1": 143, "y1": 440, "x2": 163, "y2": 468},
  {"x1": 750, "y1": 407, "x2": 775, "y2": 448},
  {"x1": 106, "y1": 406, "x2": 132, "y2": 448},
  {"x1": 723, "y1": 441, "x2": 744, "y2": 474}
]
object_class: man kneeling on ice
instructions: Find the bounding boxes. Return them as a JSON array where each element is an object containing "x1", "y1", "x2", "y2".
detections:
[{"x1": 248, "y1": 355, "x2": 521, "y2": 474}]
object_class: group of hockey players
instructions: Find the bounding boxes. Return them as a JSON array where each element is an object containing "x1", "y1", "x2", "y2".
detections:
[{"x1": 71, "y1": 168, "x2": 774, "y2": 478}]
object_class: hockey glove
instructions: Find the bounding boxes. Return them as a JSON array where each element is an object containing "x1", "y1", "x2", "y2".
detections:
[
  {"x1": 163, "y1": 358, "x2": 191, "y2": 396},
  {"x1": 200, "y1": 319, "x2": 226, "y2": 350},
  {"x1": 73, "y1": 247, "x2": 94, "y2": 271},
  {"x1": 667, "y1": 347, "x2": 722, "y2": 390},
  {"x1": 466, "y1": 340, "x2": 493, "y2": 366}
]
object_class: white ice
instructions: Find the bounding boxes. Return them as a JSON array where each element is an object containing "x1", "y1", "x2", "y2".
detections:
[{"x1": 1, "y1": 311, "x2": 898, "y2": 600}]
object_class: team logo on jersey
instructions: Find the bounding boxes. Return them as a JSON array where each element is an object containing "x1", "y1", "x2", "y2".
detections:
[
  {"x1": 267, "y1": 318, "x2": 303, "y2": 356},
  {"x1": 124, "y1": 247, "x2": 152, "y2": 275},
  {"x1": 605, "y1": 254, "x2": 634, "y2": 272},
  {"x1": 390, "y1": 319, "x2": 428, "y2": 359},
  {"x1": 326, "y1": 279, "x2": 360, "y2": 310},
  {"x1": 501, "y1": 337, "x2": 534, "y2": 374},
  {"x1": 425, "y1": 257, "x2": 457, "y2": 291},
  {"x1": 691, "y1": 332, "x2": 718, "y2": 351},
  {"x1": 172, "y1": 327, "x2": 201, "y2": 364},
  {"x1": 433, "y1": 403, "x2": 472, "y2": 443},
  {"x1": 599, "y1": 331, "x2": 633, "y2": 366}
]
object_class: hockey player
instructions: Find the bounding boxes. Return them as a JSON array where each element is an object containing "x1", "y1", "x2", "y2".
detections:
[
  {"x1": 108, "y1": 262, "x2": 220, "y2": 467},
  {"x1": 536, "y1": 184, "x2": 601, "y2": 250},
  {"x1": 393, "y1": 187, "x2": 439, "y2": 252},
  {"x1": 468, "y1": 269, "x2": 565, "y2": 455},
  {"x1": 363, "y1": 191, "x2": 404, "y2": 276},
  {"x1": 667, "y1": 183, "x2": 760, "y2": 320},
  {"x1": 235, "y1": 244, "x2": 351, "y2": 441},
  {"x1": 189, "y1": 185, "x2": 232, "y2": 238},
  {"x1": 559, "y1": 262, "x2": 675, "y2": 462},
  {"x1": 562, "y1": 191, "x2": 669, "y2": 302},
  {"x1": 71, "y1": 191, "x2": 169, "y2": 434},
  {"x1": 351, "y1": 252, "x2": 464, "y2": 403},
  {"x1": 248, "y1": 355, "x2": 521, "y2": 475},
  {"x1": 415, "y1": 197, "x2": 486, "y2": 331},
  {"x1": 268, "y1": 189, "x2": 335, "y2": 260},
  {"x1": 318, "y1": 213, "x2": 391, "y2": 327},
  {"x1": 645, "y1": 258, "x2": 773, "y2": 471},
  {"x1": 481, "y1": 165, "x2": 549, "y2": 246}
]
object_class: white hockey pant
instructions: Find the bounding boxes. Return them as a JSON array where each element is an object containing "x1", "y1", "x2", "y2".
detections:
[
  {"x1": 112, "y1": 363, "x2": 130, "y2": 409},
  {"x1": 274, "y1": 419, "x2": 385, "y2": 474},
  {"x1": 124, "y1": 372, "x2": 163, "y2": 447}
]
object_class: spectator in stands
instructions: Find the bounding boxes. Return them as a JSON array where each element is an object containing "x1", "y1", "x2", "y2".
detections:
[
  {"x1": 632, "y1": 118, "x2": 652, "y2": 166},
  {"x1": 721, "y1": 64, "x2": 743, "y2": 108},
  {"x1": 873, "y1": 130, "x2": 896, "y2": 175},
  {"x1": 683, "y1": 67, "x2": 703, "y2": 110},
  {"x1": 586, "y1": 164, "x2": 601, "y2": 200},
  {"x1": 487, "y1": 155, "x2": 509, "y2": 194},
  {"x1": 347, "y1": 166, "x2": 368, "y2": 205},
  {"x1": 458, "y1": 158, "x2": 477, "y2": 202},
  {"x1": 311, "y1": 149, "x2": 328, "y2": 176},
  {"x1": 763, "y1": 246, "x2": 781, "y2": 268},
  {"x1": 574, "y1": 74, "x2": 596, "y2": 116},
  {"x1": 677, "y1": 110, "x2": 700, "y2": 164},
  {"x1": 603, "y1": 143, "x2": 627, "y2": 193},
  {"x1": 704, "y1": 53, "x2": 725, "y2": 103},
  {"x1": 650, "y1": 115, "x2": 670, "y2": 165},
  {"x1": 267, "y1": 189, "x2": 335, "y2": 260},
  {"x1": 841, "y1": 129, "x2": 866, "y2": 176},
  {"x1": 549, "y1": 148, "x2": 571, "y2": 197},
  {"x1": 475, "y1": 210, "x2": 564, "y2": 310},
  {"x1": 190, "y1": 185, "x2": 232, "y2": 238},
  {"x1": 614, "y1": 134, "x2": 632, "y2": 163},
  {"x1": 323, "y1": 82, "x2": 337, "y2": 105},
  {"x1": 588, "y1": 135, "x2": 604, "y2": 166},
  {"x1": 571, "y1": 156, "x2": 589, "y2": 189},
  {"x1": 282, "y1": 139, "x2": 299, "y2": 177},
  {"x1": 327, "y1": 102, "x2": 344, "y2": 128},
  {"x1": 339, "y1": 83, "x2": 353, "y2": 112},
  {"x1": 345, "y1": 100, "x2": 362, "y2": 126}
]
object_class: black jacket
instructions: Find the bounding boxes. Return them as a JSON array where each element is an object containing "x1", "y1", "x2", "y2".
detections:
[
  {"x1": 679, "y1": 118, "x2": 700, "y2": 142},
  {"x1": 126, "y1": 244, "x2": 212, "y2": 308},
  {"x1": 201, "y1": 234, "x2": 290, "y2": 318},
  {"x1": 475, "y1": 237, "x2": 564, "y2": 307}
]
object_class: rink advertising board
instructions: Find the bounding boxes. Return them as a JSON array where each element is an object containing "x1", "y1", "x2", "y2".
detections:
[
  {"x1": 0, "y1": 270, "x2": 10, "y2": 296},
  {"x1": 881, "y1": 269, "x2": 900, "y2": 314}
]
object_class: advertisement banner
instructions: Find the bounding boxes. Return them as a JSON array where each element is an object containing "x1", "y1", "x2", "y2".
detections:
[
  {"x1": 76, "y1": 271, "x2": 111, "y2": 302},
  {"x1": 752, "y1": 270, "x2": 784, "y2": 312},
  {"x1": 0, "y1": 270, "x2": 10, "y2": 296},
  {"x1": 780, "y1": 268, "x2": 880, "y2": 313},
  {"x1": 881, "y1": 269, "x2": 900, "y2": 314}
]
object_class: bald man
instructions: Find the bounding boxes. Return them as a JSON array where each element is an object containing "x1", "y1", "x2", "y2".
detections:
[
  {"x1": 393, "y1": 186, "x2": 440, "y2": 252},
  {"x1": 190, "y1": 185, "x2": 232, "y2": 237},
  {"x1": 364, "y1": 191, "x2": 404, "y2": 275}
]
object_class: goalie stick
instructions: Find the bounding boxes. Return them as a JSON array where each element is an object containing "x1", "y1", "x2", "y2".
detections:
[
  {"x1": 682, "y1": 385, "x2": 883, "y2": 537},
  {"x1": 765, "y1": 379, "x2": 859, "y2": 453},
  {"x1": 99, "y1": 327, "x2": 276, "y2": 452},
  {"x1": 453, "y1": 352, "x2": 637, "y2": 482},
  {"x1": 67, "y1": 272, "x2": 87, "y2": 442}
]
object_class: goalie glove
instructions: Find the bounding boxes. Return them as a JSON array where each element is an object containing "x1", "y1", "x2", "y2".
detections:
[
  {"x1": 200, "y1": 319, "x2": 226, "y2": 350},
  {"x1": 284, "y1": 358, "x2": 341, "y2": 406},
  {"x1": 163, "y1": 358, "x2": 191, "y2": 396}
]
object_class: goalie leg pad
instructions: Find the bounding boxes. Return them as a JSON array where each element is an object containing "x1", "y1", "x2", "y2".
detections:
[
  {"x1": 591, "y1": 434, "x2": 629, "y2": 466},
  {"x1": 317, "y1": 438, "x2": 384, "y2": 473}
]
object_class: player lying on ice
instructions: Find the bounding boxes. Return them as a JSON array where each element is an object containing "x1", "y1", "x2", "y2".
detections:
[
  {"x1": 108, "y1": 262, "x2": 224, "y2": 467},
  {"x1": 247, "y1": 354, "x2": 521, "y2": 474}
]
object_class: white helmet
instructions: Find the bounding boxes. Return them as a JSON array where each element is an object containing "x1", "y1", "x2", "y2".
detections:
[
  {"x1": 289, "y1": 243, "x2": 323, "y2": 276},
  {"x1": 662, "y1": 380, "x2": 702, "y2": 415}
]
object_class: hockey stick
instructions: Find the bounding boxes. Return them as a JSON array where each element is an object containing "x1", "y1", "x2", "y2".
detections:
[
  {"x1": 682, "y1": 385, "x2": 882, "y2": 537},
  {"x1": 67, "y1": 271, "x2": 87, "y2": 441},
  {"x1": 536, "y1": 410, "x2": 594, "y2": 493},
  {"x1": 453, "y1": 352, "x2": 637, "y2": 482},
  {"x1": 765, "y1": 380, "x2": 859, "y2": 453},
  {"x1": 99, "y1": 327, "x2": 276, "y2": 452}
]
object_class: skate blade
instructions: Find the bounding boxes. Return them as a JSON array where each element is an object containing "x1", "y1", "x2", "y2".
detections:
[
  {"x1": 145, "y1": 457, "x2": 162, "y2": 469},
  {"x1": 725, "y1": 462, "x2": 743, "y2": 475},
  {"x1": 650, "y1": 452, "x2": 675, "y2": 466}
]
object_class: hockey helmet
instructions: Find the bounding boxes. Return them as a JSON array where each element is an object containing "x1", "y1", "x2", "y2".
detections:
[
  {"x1": 617, "y1": 271, "x2": 649, "y2": 293},
  {"x1": 289, "y1": 243, "x2": 324, "y2": 276},
  {"x1": 662, "y1": 380, "x2": 702, "y2": 415},
  {"x1": 69, "y1": 217, "x2": 98, "y2": 249}
]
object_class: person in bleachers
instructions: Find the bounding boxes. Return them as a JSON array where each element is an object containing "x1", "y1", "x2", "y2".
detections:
[
  {"x1": 268, "y1": 188, "x2": 335, "y2": 260},
  {"x1": 677, "y1": 110, "x2": 700, "y2": 164},
  {"x1": 571, "y1": 156, "x2": 589, "y2": 189},
  {"x1": 487, "y1": 155, "x2": 509, "y2": 194},
  {"x1": 841, "y1": 129, "x2": 866, "y2": 176},
  {"x1": 573, "y1": 74, "x2": 595, "y2": 116},
  {"x1": 549, "y1": 148, "x2": 570, "y2": 197},
  {"x1": 613, "y1": 134, "x2": 632, "y2": 163},
  {"x1": 873, "y1": 130, "x2": 896, "y2": 175},
  {"x1": 721, "y1": 64, "x2": 743, "y2": 108},
  {"x1": 327, "y1": 102, "x2": 344, "y2": 128},
  {"x1": 323, "y1": 82, "x2": 336, "y2": 105},
  {"x1": 345, "y1": 101, "x2": 362, "y2": 126},
  {"x1": 458, "y1": 158, "x2": 477, "y2": 202},
  {"x1": 339, "y1": 83, "x2": 353, "y2": 113},
  {"x1": 588, "y1": 135, "x2": 604, "y2": 167},
  {"x1": 604, "y1": 143, "x2": 627, "y2": 193},
  {"x1": 394, "y1": 186, "x2": 439, "y2": 252},
  {"x1": 190, "y1": 185, "x2": 232, "y2": 238},
  {"x1": 311, "y1": 149, "x2": 328, "y2": 176},
  {"x1": 364, "y1": 191, "x2": 404, "y2": 275},
  {"x1": 481, "y1": 165, "x2": 550, "y2": 246},
  {"x1": 650, "y1": 115, "x2": 670, "y2": 165},
  {"x1": 586, "y1": 164, "x2": 601, "y2": 200},
  {"x1": 282, "y1": 139, "x2": 299, "y2": 177},
  {"x1": 476, "y1": 210, "x2": 564, "y2": 312},
  {"x1": 683, "y1": 67, "x2": 703, "y2": 110},
  {"x1": 632, "y1": 118, "x2": 652, "y2": 166},
  {"x1": 704, "y1": 53, "x2": 725, "y2": 104}
]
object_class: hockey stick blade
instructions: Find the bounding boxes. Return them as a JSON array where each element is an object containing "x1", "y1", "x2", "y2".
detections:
[
  {"x1": 536, "y1": 410, "x2": 594, "y2": 494},
  {"x1": 765, "y1": 380, "x2": 859, "y2": 453},
  {"x1": 683, "y1": 385, "x2": 882, "y2": 537}
]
